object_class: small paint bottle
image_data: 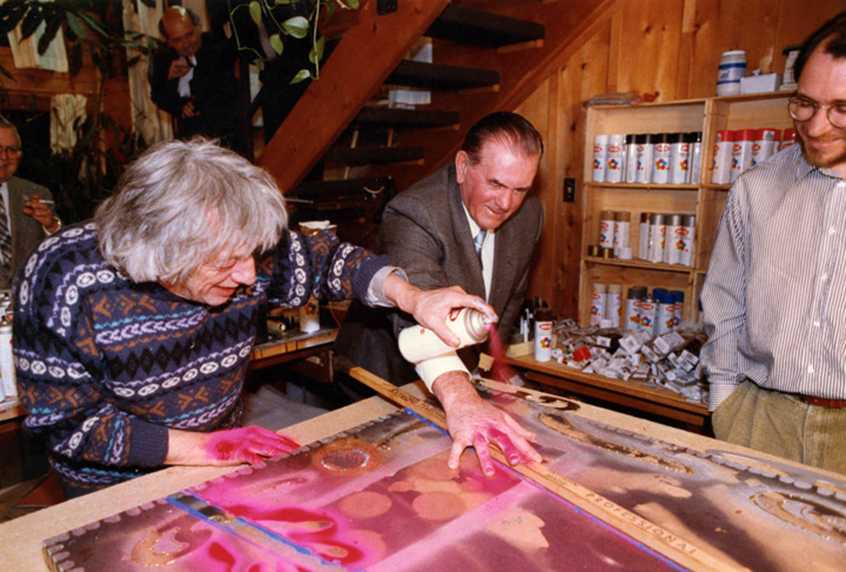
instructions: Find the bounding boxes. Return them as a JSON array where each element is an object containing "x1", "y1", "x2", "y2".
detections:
[
  {"x1": 647, "y1": 213, "x2": 665, "y2": 264},
  {"x1": 606, "y1": 134, "x2": 626, "y2": 183},
  {"x1": 398, "y1": 308, "x2": 490, "y2": 364},
  {"x1": 599, "y1": 210, "x2": 616, "y2": 249},
  {"x1": 607, "y1": 283, "x2": 623, "y2": 328},
  {"x1": 625, "y1": 134, "x2": 638, "y2": 183},
  {"x1": 668, "y1": 133, "x2": 690, "y2": 185},
  {"x1": 712, "y1": 130, "x2": 734, "y2": 184},
  {"x1": 638, "y1": 212, "x2": 651, "y2": 260},
  {"x1": 591, "y1": 282, "x2": 608, "y2": 326},
  {"x1": 593, "y1": 134, "x2": 609, "y2": 182},
  {"x1": 636, "y1": 134, "x2": 654, "y2": 184},
  {"x1": 663, "y1": 214, "x2": 684, "y2": 265},
  {"x1": 651, "y1": 133, "x2": 671, "y2": 184},
  {"x1": 613, "y1": 211, "x2": 631, "y2": 257},
  {"x1": 752, "y1": 128, "x2": 778, "y2": 167},
  {"x1": 731, "y1": 129, "x2": 755, "y2": 182},
  {"x1": 533, "y1": 308, "x2": 554, "y2": 362}
]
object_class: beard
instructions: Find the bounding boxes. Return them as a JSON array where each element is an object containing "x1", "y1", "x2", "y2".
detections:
[{"x1": 797, "y1": 129, "x2": 846, "y2": 170}]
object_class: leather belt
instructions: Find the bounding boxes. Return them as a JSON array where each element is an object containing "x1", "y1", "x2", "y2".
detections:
[{"x1": 797, "y1": 395, "x2": 846, "y2": 409}]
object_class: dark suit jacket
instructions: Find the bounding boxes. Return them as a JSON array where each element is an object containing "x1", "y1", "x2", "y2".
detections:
[
  {"x1": 1, "y1": 176, "x2": 53, "y2": 289},
  {"x1": 335, "y1": 163, "x2": 544, "y2": 385},
  {"x1": 150, "y1": 33, "x2": 242, "y2": 149}
]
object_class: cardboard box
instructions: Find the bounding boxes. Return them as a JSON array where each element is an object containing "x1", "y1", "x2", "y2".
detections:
[{"x1": 740, "y1": 73, "x2": 782, "y2": 94}]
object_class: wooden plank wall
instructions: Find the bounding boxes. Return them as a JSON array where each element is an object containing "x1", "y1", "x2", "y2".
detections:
[{"x1": 517, "y1": 0, "x2": 845, "y2": 319}]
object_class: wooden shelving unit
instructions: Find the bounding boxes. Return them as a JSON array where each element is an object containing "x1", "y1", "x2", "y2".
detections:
[{"x1": 580, "y1": 93, "x2": 794, "y2": 325}]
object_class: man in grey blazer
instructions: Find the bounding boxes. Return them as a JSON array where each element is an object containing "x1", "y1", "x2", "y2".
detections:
[
  {"x1": 0, "y1": 117, "x2": 60, "y2": 289},
  {"x1": 336, "y1": 112, "x2": 545, "y2": 475}
]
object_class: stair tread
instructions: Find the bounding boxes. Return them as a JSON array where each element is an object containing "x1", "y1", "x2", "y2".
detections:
[
  {"x1": 427, "y1": 4, "x2": 545, "y2": 48},
  {"x1": 386, "y1": 60, "x2": 499, "y2": 91},
  {"x1": 322, "y1": 146, "x2": 425, "y2": 166},
  {"x1": 353, "y1": 107, "x2": 460, "y2": 127}
]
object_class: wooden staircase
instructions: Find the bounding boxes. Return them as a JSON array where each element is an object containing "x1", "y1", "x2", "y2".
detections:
[{"x1": 258, "y1": 0, "x2": 606, "y2": 246}]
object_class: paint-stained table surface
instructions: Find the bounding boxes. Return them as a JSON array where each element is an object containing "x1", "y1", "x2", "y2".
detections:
[{"x1": 0, "y1": 381, "x2": 841, "y2": 572}]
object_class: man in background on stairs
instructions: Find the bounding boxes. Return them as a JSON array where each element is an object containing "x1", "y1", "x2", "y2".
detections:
[
  {"x1": 336, "y1": 112, "x2": 545, "y2": 477},
  {"x1": 151, "y1": 6, "x2": 247, "y2": 157},
  {"x1": 0, "y1": 116, "x2": 60, "y2": 290},
  {"x1": 702, "y1": 10, "x2": 846, "y2": 475}
]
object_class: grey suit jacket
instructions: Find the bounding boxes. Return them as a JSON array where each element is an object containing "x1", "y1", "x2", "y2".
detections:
[
  {"x1": 0, "y1": 176, "x2": 54, "y2": 289},
  {"x1": 335, "y1": 163, "x2": 544, "y2": 385}
]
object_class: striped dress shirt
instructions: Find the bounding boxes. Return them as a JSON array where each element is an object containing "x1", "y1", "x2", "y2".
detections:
[{"x1": 701, "y1": 144, "x2": 846, "y2": 411}]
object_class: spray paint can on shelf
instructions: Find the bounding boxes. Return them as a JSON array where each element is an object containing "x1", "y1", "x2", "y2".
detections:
[
  {"x1": 599, "y1": 210, "x2": 615, "y2": 249},
  {"x1": 0, "y1": 316, "x2": 14, "y2": 399},
  {"x1": 638, "y1": 213, "x2": 650, "y2": 260},
  {"x1": 534, "y1": 308, "x2": 555, "y2": 362},
  {"x1": 780, "y1": 128, "x2": 797, "y2": 151},
  {"x1": 656, "y1": 291, "x2": 676, "y2": 335},
  {"x1": 624, "y1": 286, "x2": 645, "y2": 331},
  {"x1": 712, "y1": 130, "x2": 735, "y2": 184},
  {"x1": 606, "y1": 134, "x2": 625, "y2": 183},
  {"x1": 731, "y1": 129, "x2": 755, "y2": 182},
  {"x1": 613, "y1": 211, "x2": 631, "y2": 257},
  {"x1": 672, "y1": 290, "x2": 685, "y2": 328},
  {"x1": 688, "y1": 132, "x2": 702, "y2": 184},
  {"x1": 639, "y1": 293, "x2": 657, "y2": 336},
  {"x1": 593, "y1": 135, "x2": 609, "y2": 182},
  {"x1": 668, "y1": 133, "x2": 690, "y2": 185},
  {"x1": 647, "y1": 213, "x2": 666, "y2": 264},
  {"x1": 636, "y1": 134, "x2": 654, "y2": 184},
  {"x1": 625, "y1": 134, "x2": 638, "y2": 182},
  {"x1": 607, "y1": 283, "x2": 623, "y2": 328},
  {"x1": 664, "y1": 214, "x2": 685, "y2": 265},
  {"x1": 651, "y1": 133, "x2": 671, "y2": 184},
  {"x1": 591, "y1": 282, "x2": 608, "y2": 326},
  {"x1": 752, "y1": 128, "x2": 778, "y2": 167},
  {"x1": 398, "y1": 308, "x2": 490, "y2": 364},
  {"x1": 679, "y1": 215, "x2": 696, "y2": 267}
]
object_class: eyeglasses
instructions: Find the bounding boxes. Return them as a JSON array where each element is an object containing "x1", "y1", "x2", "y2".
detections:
[
  {"x1": 788, "y1": 96, "x2": 846, "y2": 129},
  {"x1": 0, "y1": 145, "x2": 22, "y2": 157}
]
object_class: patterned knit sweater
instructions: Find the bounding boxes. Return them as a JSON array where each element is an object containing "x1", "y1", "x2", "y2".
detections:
[{"x1": 13, "y1": 222, "x2": 387, "y2": 496}]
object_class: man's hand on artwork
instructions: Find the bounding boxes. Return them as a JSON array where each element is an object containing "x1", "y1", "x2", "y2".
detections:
[
  {"x1": 383, "y1": 275, "x2": 497, "y2": 348},
  {"x1": 166, "y1": 426, "x2": 299, "y2": 466},
  {"x1": 433, "y1": 371, "x2": 543, "y2": 476}
]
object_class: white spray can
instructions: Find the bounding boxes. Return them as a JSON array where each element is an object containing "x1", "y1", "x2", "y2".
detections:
[{"x1": 398, "y1": 308, "x2": 490, "y2": 364}]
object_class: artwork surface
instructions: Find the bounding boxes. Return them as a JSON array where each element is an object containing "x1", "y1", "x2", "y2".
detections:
[{"x1": 44, "y1": 385, "x2": 846, "y2": 571}]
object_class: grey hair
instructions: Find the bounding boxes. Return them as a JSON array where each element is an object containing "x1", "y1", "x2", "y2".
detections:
[
  {"x1": 0, "y1": 116, "x2": 22, "y2": 146},
  {"x1": 96, "y1": 137, "x2": 288, "y2": 284}
]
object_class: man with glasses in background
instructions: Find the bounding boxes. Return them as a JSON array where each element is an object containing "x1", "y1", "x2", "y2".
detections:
[
  {"x1": 701, "y1": 11, "x2": 846, "y2": 475},
  {"x1": 0, "y1": 117, "x2": 59, "y2": 289}
]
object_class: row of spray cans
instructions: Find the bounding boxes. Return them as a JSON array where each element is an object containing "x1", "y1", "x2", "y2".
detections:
[
  {"x1": 591, "y1": 282, "x2": 684, "y2": 337},
  {"x1": 593, "y1": 132, "x2": 702, "y2": 185},
  {"x1": 712, "y1": 128, "x2": 796, "y2": 184},
  {"x1": 596, "y1": 210, "x2": 695, "y2": 267}
]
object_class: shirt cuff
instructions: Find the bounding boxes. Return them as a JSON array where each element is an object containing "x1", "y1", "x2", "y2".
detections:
[
  {"x1": 366, "y1": 266, "x2": 407, "y2": 307},
  {"x1": 43, "y1": 218, "x2": 62, "y2": 236},
  {"x1": 127, "y1": 418, "x2": 169, "y2": 467},
  {"x1": 414, "y1": 352, "x2": 470, "y2": 392},
  {"x1": 708, "y1": 382, "x2": 739, "y2": 412}
]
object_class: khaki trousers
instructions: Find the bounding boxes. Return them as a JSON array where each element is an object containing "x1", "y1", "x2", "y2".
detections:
[{"x1": 712, "y1": 380, "x2": 846, "y2": 476}]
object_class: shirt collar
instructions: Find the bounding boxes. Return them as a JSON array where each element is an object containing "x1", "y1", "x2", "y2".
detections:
[{"x1": 792, "y1": 144, "x2": 845, "y2": 182}]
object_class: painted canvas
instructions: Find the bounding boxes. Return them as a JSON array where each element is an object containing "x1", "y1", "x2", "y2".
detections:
[{"x1": 43, "y1": 384, "x2": 846, "y2": 571}]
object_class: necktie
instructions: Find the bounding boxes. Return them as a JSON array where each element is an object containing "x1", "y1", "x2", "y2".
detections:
[
  {"x1": 0, "y1": 199, "x2": 11, "y2": 267},
  {"x1": 474, "y1": 230, "x2": 486, "y2": 260}
]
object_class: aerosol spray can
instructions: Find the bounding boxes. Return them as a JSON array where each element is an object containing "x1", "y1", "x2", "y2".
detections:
[
  {"x1": 591, "y1": 282, "x2": 608, "y2": 326},
  {"x1": 607, "y1": 283, "x2": 623, "y2": 328},
  {"x1": 647, "y1": 213, "x2": 666, "y2": 264},
  {"x1": 593, "y1": 135, "x2": 609, "y2": 182},
  {"x1": 533, "y1": 308, "x2": 554, "y2": 362},
  {"x1": 599, "y1": 210, "x2": 615, "y2": 249},
  {"x1": 624, "y1": 286, "x2": 646, "y2": 331},
  {"x1": 639, "y1": 293, "x2": 657, "y2": 336},
  {"x1": 398, "y1": 308, "x2": 490, "y2": 364},
  {"x1": 0, "y1": 316, "x2": 14, "y2": 399}
]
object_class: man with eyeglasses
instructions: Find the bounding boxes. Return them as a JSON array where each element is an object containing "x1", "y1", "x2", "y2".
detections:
[
  {"x1": 0, "y1": 116, "x2": 60, "y2": 290},
  {"x1": 702, "y1": 11, "x2": 846, "y2": 475}
]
